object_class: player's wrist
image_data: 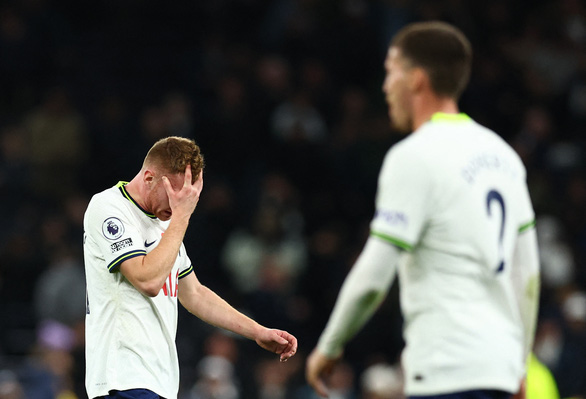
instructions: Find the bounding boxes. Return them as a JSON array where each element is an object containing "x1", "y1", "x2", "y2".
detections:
[
  {"x1": 316, "y1": 336, "x2": 343, "y2": 359},
  {"x1": 169, "y1": 210, "x2": 192, "y2": 225}
]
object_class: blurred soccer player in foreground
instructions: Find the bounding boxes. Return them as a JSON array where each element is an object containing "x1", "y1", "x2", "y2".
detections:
[
  {"x1": 306, "y1": 22, "x2": 540, "y2": 399},
  {"x1": 84, "y1": 136, "x2": 297, "y2": 399}
]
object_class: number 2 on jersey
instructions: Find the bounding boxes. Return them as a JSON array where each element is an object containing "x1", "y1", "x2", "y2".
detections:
[{"x1": 486, "y1": 189, "x2": 505, "y2": 273}]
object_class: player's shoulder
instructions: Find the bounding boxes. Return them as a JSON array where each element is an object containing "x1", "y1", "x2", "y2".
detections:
[
  {"x1": 85, "y1": 184, "x2": 127, "y2": 218},
  {"x1": 473, "y1": 122, "x2": 526, "y2": 169},
  {"x1": 382, "y1": 128, "x2": 434, "y2": 170}
]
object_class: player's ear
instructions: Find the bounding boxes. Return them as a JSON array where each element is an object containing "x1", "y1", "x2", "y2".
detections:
[
  {"x1": 409, "y1": 67, "x2": 428, "y2": 93},
  {"x1": 143, "y1": 169, "x2": 155, "y2": 185}
]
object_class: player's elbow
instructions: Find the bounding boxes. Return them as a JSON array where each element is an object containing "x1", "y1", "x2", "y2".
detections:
[
  {"x1": 359, "y1": 289, "x2": 385, "y2": 308},
  {"x1": 134, "y1": 279, "x2": 163, "y2": 297},
  {"x1": 143, "y1": 286, "x2": 162, "y2": 298}
]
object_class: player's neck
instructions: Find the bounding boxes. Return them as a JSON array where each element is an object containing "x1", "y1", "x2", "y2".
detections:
[{"x1": 412, "y1": 94, "x2": 459, "y2": 131}]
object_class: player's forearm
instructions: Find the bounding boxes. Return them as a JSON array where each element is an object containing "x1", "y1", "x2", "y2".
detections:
[
  {"x1": 521, "y1": 274, "x2": 540, "y2": 359},
  {"x1": 137, "y1": 217, "x2": 190, "y2": 293},
  {"x1": 511, "y1": 228, "x2": 541, "y2": 361},
  {"x1": 317, "y1": 237, "x2": 399, "y2": 357},
  {"x1": 183, "y1": 283, "x2": 262, "y2": 340}
]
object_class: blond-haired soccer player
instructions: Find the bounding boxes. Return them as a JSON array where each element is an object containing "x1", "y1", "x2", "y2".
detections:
[
  {"x1": 306, "y1": 22, "x2": 540, "y2": 399},
  {"x1": 84, "y1": 136, "x2": 297, "y2": 399}
]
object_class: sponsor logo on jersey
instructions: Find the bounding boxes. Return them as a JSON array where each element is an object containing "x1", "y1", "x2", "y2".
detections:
[
  {"x1": 102, "y1": 217, "x2": 125, "y2": 240},
  {"x1": 144, "y1": 239, "x2": 157, "y2": 247},
  {"x1": 375, "y1": 209, "x2": 407, "y2": 226},
  {"x1": 110, "y1": 238, "x2": 133, "y2": 253}
]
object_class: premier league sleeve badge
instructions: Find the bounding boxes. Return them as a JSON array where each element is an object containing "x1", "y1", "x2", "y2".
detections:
[{"x1": 102, "y1": 217, "x2": 125, "y2": 240}]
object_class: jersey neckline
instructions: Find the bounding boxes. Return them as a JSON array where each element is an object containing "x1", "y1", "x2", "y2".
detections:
[
  {"x1": 116, "y1": 181, "x2": 157, "y2": 219},
  {"x1": 430, "y1": 112, "x2": 471, "y2": 123}
]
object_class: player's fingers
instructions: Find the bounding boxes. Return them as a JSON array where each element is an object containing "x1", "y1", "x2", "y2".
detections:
[
  {"x1": 279, "y1": 339, "x2": 297, "y2": 361},
  {"x1": 290, "y1": 337, "x2": 298, "y2": 355},
  {"x1": 315, "y1": 378, "x2": 330, "y2": 398},
  {"x1": 183, "y1": 164, "x2": 192, "y2": 188},
  {"x1": 280, "y1": 345, "x2": 297, "y2": 362},
  {"x1": 195, "y1": 168, "x2": 203, "y2": 186},
  {"x1": 162, "y1": 176, "x2": 173, "y2": 194},
  {"x1": 285, "y1": 336, "x2": 298, "y2": 357},
  {"x1": 308, "y1": 376, "x2": 329, "y2": 398},
  {"x1": 275, "y1": 335, "x2": 289, "y2": 346}
]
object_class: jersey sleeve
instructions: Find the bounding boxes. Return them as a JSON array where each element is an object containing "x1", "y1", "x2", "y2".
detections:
[
  {"x1": 86, "y1": 197, "x2": 147, "y2": 272},
  {"x1": 178, "y1": 244, "x2": 194, "y2": 279},
  {"x1": 370, "y1": 144, "x2": 432, "y2": 251},
  {"x1": 517, "y1": 182, "x2": 536, "y2": 234}
]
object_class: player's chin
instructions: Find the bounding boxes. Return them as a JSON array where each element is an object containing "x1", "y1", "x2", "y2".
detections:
[
  {"x1": 158, "y1": 210, "x2": 172, "y2": 221},
  {"x1": 390, "y1": 113, "x2": 410, "y2": 133}
]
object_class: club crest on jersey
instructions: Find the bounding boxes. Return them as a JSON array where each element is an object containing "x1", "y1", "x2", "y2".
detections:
[{"x1": 102, "y1": 217, "x2": 125, "y2": 240}]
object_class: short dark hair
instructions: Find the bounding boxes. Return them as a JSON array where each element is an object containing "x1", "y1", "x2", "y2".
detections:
[
  {"x1": 144, "y1": 136, "x2": 204, "y2": 183},
  {"x1": 391, "y1": 21, "x2": 472, "y2": 99}
]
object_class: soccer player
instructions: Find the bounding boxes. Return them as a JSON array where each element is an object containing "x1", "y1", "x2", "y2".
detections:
[
  {"x1": 84, "y1": 136, "x2": 297, "y2": 399},
  {"x1": 305, "y1": 22, "x2": 540, "y2": 399}
]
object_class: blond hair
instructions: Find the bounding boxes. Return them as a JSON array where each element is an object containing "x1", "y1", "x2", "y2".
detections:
[{"x1": 143, "y1": 136, "x2": 204, "y2": 183}]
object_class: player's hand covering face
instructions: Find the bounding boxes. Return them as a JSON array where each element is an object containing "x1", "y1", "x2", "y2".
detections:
[{"x1": 157, "y1": 164, "x2": 203, "y2": 221}]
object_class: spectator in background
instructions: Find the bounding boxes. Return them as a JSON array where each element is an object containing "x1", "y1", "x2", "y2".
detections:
[
  {"x1": 221, "y1": 172, "x2": 307, "y2": 297},
  {"x1": 0, "y1": 124, "x2": 31, "y2": 201},
  {"x1": 535, "y1": 215, "x2": 575, "y2": 291},
  {"x1": 0, "y1": 369, "x2": 24, "y2": 399},
  {"x1": 188, "y1": 356, "x2": 239, "y2": 399},
  {"x1": 18, "y1": 320, "x2": 78, "y2": 399},
  {"x1": 24, "y1": 87, "x2": 88, "y2": 200},
  {"x1": 554, "y1": 290, "x2": 586, "y2": 396},
  {"x1": 271, "y1": 90, "x2": 327, "y2": 143},
  {"x1": 181, "y1": 331, "x2": 245, "y2": 399},
  {"x1": 255, "y1": 356, "x2": 302, "y2": 399},
  {"x1": 33, "y1": 247, "x2": 86, "y2": 329},
  {"x1": 360, "y1": 362, "x2": 404, "y2": 399},
  {"x1": 162, "y1": 92, "x2": 196, "y2": 139}
]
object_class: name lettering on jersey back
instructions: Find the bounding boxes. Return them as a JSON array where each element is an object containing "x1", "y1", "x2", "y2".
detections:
[
  {"x1": 461, "y1": 152, "x2": 518, "y2": 184},
  {"x1": 110, "y1": 238, "x2": 133, "y2": 253},
  {"x1": 375, "y1": 209, "x2": 407, "y2": 226}
]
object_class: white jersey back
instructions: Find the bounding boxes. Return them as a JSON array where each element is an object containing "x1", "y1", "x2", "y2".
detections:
[
  {"x1": 370, "y1": 113, "x2": 535, "y2": 395},
  {"x1": 84, "y1": 182, "x2": 193, "y2": 399}
]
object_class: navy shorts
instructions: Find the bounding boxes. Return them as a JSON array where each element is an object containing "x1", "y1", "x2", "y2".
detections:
[
  {"x1": 410, "y1": 390, "x2": 512, "y2": 399},
  {"x1": 97, "y1": 389, "x2": 162, "y2": 399}
]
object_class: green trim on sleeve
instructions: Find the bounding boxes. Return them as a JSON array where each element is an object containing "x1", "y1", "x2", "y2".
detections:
[
  {"x1": 518, "y1": 219, "x2": 536, "y2": 234},
  {"x1": 107, "y1": 250, "x2": 147, "y2": 272},
  {"x1": 178, "y1": 265, "x2": 194, "y2": 279},
  {"x1": 370, "y1": 231, "x2": 413, "y2": 251}
]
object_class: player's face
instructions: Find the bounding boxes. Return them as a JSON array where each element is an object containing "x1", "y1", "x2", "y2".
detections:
[
  {"x1": 382, "y1": 47, "x2": 413, "y2": 133},
  {"x1": 146, "y1": 172, "x2": 184, "y2": 221}
]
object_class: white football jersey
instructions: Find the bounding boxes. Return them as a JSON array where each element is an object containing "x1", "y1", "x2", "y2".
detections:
[
  {"x1": 370, "y1": 113, "x2": 536, "y2": 395},
  {"x1": 84, "y1": 182, "x2": 193, "y2": 399}
]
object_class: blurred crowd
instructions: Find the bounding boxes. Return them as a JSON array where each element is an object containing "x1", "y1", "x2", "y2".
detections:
[{"x1": 0, "y1": 0, "x2": 585, "y2": 398}]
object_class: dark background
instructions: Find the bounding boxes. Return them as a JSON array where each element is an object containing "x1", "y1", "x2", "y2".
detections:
[{"x1": 0, "y1": 0, "x2": 585, "y2": 398}]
